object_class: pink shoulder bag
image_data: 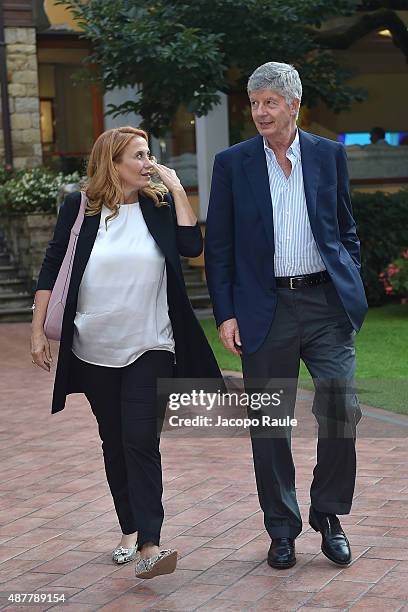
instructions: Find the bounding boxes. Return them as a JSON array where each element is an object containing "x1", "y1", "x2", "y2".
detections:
[{"x1": 44, "y1": 191, "x2": 86, "y2": 341}]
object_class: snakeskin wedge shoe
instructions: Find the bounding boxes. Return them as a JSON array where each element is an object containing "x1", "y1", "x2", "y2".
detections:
[
  {"x1": 111, "y1": 545, "x2": 139, "y2": 565},
  {"x1": 135, "y1": 549, "x2": 178, "y2": 579}
]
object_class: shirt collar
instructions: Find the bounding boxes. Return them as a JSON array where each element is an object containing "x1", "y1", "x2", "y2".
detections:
[{"x1": 263, "y1": 129, "x2": 300, "y2": 161}]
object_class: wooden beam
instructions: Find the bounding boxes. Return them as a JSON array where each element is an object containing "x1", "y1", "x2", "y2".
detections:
[
  {"x1": 37, "y1": 34, "x2": 91, "y2": 49},
  {"x1": 3, "y1": 0, "x2": 33, "y2": 27},
  {"x1": 91, "y1": 83, "x2": 104, "y2": 141}
]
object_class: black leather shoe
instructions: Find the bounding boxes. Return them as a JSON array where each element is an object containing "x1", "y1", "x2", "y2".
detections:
[
  {"x1": 309, "y1": 506, "x2": 352, "y2": 566},
  {"x1": 267, "y1": 537, "x2": 296, "y2": 569}
]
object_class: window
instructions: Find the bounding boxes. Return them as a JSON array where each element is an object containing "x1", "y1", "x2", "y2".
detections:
[{"x1": 338, "y1": 132, "x2": 408, "y2": 146}]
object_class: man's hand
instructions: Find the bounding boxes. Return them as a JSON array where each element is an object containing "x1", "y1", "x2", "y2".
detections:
[{"x1": 219, "y1": 318, "x2": 242, "y2": 356}]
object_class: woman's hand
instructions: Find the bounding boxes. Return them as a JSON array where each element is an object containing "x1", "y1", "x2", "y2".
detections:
[
  {"x1": 31, "y1": 329, "x2": 52, "y2": 372},
  {"x1": 150, "y1": 161, "x2": 197, "y2": 226},
  {"x1": 151, "y1": 162, "x2": 183, "y2": 194}
]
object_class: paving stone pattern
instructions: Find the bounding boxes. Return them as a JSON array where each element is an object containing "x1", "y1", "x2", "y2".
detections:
[{"x1": 0, "y1": 323, "x2": 407, "y2": 611}]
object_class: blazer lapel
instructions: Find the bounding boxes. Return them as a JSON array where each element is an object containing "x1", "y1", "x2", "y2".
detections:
[
  {"x1": 299, "y1": 129, "x2": 321, "y2": 225},
  {"x1": 139, "y1": 194, "x2": 176, "y2": 267},
  {"x1": 67, "y1": 212, "x2": 100, "y2": 303},
  {"x1": 242, "y1": 135, "x2": 275, "y2": 253}
]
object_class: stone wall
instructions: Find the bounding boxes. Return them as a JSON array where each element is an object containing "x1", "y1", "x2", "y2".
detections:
[
  {"x1": 2, "y1": 213, "x2": 56, "y2": 288},
  {"x1": 347, "y1": 146, "x2": 408, "y2": 181},
  {"x1": 0, "y1": 27, "x2": 42, "y2": 169}
]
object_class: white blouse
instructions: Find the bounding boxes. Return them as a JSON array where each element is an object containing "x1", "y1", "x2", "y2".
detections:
[{"x1": 72, "y1": 202, "x2": 175, "y2": 367}]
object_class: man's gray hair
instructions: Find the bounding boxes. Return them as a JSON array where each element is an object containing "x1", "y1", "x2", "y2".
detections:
[{"x1": 247, "y1": 62, "x2": 302, "y2": 106}]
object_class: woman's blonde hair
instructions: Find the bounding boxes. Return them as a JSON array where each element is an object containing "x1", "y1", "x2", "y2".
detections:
[{"x1": 84, "y1": 126, "x2": 168, "y2": 227}]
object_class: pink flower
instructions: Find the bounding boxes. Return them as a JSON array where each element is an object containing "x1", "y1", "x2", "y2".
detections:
[
  {"x1": 385, "y1": 286, "x2": 393, "y2": 294},
  {"x1": 387, "y1": 265, "x2": 400, "y2": 276},
  {"x1": 401, "y1": 298, "x2": 407, "y2": 304},
  {"x1": 401, "y1": 249, "x2": 408, "y2": 260}
]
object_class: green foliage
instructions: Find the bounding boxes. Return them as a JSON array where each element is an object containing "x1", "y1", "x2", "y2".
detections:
[
  {"x1": 0, "y1": 166, "x2": 21, "y2": 185},
  {"x1": 0, "y1": 168, "x2": 81, "y2": 215},
  {"x1": 352, "y1": 190, "x2": 408, "y2": 305},
  {"x1": 58, "y1": 0, "x2": 365, "y2": 135}
]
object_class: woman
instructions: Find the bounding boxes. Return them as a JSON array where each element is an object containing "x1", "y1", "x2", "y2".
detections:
[{"x1": 31, "y1": 126, "x2": 222, "y2": 579}]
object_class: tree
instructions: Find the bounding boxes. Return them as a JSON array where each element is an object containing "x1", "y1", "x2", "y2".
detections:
[{"x1": 59, "y1": 0, "x2": 408, "y2": 136}]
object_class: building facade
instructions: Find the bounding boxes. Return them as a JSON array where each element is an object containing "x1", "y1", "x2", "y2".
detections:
[{"x1": 1, "y1": 2, "x2": 407, "y2": 216}]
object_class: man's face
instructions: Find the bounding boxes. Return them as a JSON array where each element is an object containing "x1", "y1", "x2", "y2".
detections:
[{"x1": 249, "y1": 89, "x2": 299, "y2": 141}]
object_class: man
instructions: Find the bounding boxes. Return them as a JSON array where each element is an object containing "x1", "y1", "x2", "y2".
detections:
[
  {"x1": 369, "y1": 126, "x2": 389, "y2": 146},
  {"x1": 205, "y1": 62, "x2": 367, "y2": 570}
]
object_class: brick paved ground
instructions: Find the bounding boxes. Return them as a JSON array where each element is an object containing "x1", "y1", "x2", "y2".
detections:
[{"x1": 0, "y1": 322, "x2": 407, "y2": 611}]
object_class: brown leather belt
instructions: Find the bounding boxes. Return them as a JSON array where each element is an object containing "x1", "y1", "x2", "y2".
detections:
[{"x1": 275, "y1": 270, "x2": 331, "y2": 290}]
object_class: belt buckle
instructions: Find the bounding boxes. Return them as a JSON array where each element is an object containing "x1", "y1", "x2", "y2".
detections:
[{"x1": 289, "y1": 276, "x2": 301, "y2": 289}]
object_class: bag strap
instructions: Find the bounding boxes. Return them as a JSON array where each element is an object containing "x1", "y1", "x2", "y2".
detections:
[{"x1": 72, "y1": 190, "x2": 86, "y2": 235}]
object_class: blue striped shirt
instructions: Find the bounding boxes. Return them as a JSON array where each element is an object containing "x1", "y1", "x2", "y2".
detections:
[{"x1": 263, "y1": 131, "x2": 326, "y2": 277}]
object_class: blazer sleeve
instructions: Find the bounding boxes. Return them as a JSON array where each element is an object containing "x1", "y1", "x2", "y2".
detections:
[
  {"x1": 36, "y1": 191, "x2": 82, "y2": 291},
  {"x1": 204, "y1": 153, "x2": 235, "y2": 327},
  {"x1": 336, "y1": 145, "x2": 361, "y2": 271},
  {"x1": 165, "y1": 192, "x2": 203, "y2": 258}
]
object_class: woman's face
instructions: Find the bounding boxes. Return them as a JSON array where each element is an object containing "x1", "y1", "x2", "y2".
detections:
[{"x1": 114, "y1": 136, "x2": 154, "y2": 192}]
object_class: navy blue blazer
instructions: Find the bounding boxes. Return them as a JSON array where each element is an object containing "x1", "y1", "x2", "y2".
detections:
[{"x1": 205, "y1": 129, "x2": 368, "y2": 354}]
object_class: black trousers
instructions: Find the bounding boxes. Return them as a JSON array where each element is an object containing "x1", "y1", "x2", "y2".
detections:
[
  {"x1": 70, "y1": 349, "x2": 174, "y2": 549},
  {"x1": 242, "y1": 282, "x2": 362, "y2": 540}
]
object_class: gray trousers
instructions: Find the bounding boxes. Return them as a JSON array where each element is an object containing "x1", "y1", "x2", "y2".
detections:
[{"x1": 242, "y1": 281, "x2": 362, "y2": 540}]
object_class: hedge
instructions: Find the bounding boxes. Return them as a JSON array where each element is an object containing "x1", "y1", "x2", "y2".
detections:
[
  {"x1": 0, "y1": 167, "x2": 81, "y2": 215},
  {"x1": 352, "y1": 190, "x2": 408, "y2": 305}
]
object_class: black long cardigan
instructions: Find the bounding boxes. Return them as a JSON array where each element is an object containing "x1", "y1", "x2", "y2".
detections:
[{"x1": 36, "y1": 191, "x2": 223, "y2": 414}]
